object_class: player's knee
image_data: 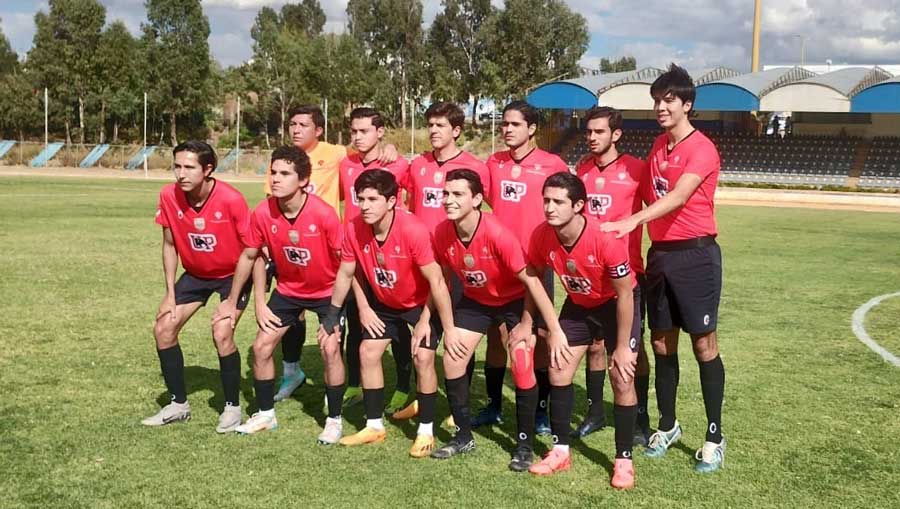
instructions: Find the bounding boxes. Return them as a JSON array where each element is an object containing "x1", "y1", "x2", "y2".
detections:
[
  {"x1": 322, "y1": 341, "x2": 341, "y2": 362},
  {"x1": 252, "y1": 338, "x2": 274, "y2": 361},
  {"x1": 510, "y1": 347, "x2": 537, "y2": 389},
  {"x1": 211, "y1": 323, "x2": 235, "y2": 347},
  {"x1": 413, "y1": 349, "x2": 434, "y2": 370},
  {"x1": 608, "y1": 369, "x2": 631, "y2": 393},
  {"x1": 153, "y1": 320, "x2": 177, "y2": 347},
  {"x1": 691, "y1": 331, "x2": 718, "y2": 361},
  {"x1": 359, "y1": 342, "x2": 381, "y2": 366}
]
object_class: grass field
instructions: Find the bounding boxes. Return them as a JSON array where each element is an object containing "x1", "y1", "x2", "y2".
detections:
[{"x1": 1, "y1": 175, "x2": 899, "y2": 508}]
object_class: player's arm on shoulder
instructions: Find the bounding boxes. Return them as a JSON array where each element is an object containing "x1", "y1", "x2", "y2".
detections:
[
  {"x1": 158, "y1": 227, "x2": 179, "y2": 321},
  {"x1": 601, "y1": 172, "x2": 703, "y2": 238}
]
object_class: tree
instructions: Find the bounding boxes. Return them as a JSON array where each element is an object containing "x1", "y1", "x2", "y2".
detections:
[
  {"x1": 601, "y1": 56, "x2": 636, "y2": 73},
  {"x1": 94, "y1": 21, "x2": 139, "y2": 144},
  {"x1": 0, "y1": 22, "x2": 19, "y2": 75},
  {"x1": 280, "y1": 0, "x2": 326, "y2": 36},
  {"x1": 141, "y1": 0, "x2": 213, "y2": 146},
  {"x1": 0, "y1": 71, "x2": 41, "y2": 141}
]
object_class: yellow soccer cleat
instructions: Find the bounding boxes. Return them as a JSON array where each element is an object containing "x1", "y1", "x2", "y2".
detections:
[
  {"x1": 409, "y1": 434, "x2": 436, "y2": 458},
  {"x1": 442, "y1": 415, "x2": 456, "y2": 429},
  {"x1": 339, "y1": 427, "x2": 387, "y2": 446},
  {"x1": 391, "y1": 399, "x2": 419, "y2": 420}
]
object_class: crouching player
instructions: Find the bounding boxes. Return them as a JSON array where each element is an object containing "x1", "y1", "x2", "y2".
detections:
[
  {"x1": 430, "y1": 169, "x2": 567, "y2": 472},
  {"x1": 319, "y1": 169, "x2": 459, "y2": 458},
  {"x1": 526, "y1": 172, "x2": 641, "y2": 489},
  {"x1": 214, "y1": 146, "x2": 346, "y2": 443}
]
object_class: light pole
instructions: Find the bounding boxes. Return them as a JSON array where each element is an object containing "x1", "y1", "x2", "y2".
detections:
[
  {"x1": 751, "y1": 0, "x2": 762, "y2": 72},
  {"x1": 793, "y1": 35, "x2": 807, "y2": 67}
]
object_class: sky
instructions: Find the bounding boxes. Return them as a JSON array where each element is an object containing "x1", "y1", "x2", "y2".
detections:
[{"x1": 2, "y1": 0, "x2": 899, "y2": 73}]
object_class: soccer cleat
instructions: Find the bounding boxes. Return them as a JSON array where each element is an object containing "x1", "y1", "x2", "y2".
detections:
[
  {"x1": 441, "y1": 415, "x2": 456, "y2": 429},
  {"x1": 508, "y1": 445, "x2": 534, "y2": 472},
  {"x1": 571, "y1": 414, "x2": 606, "y2": 439},
  {"x1": 409, "y1": 434, "x2": 437, "y2": 458},
  {"x1": 342, "y1": 386, "x2": 363, "y2": 407},
  {"x1": 273, "y1": 369, "x2": 307, "y2": 402},
  {"x1": 339, "y1": 427, "x2": 387, "y2": 446},
  {"x1": 431, "y1": 436, "x2": 476, "y2": 460},
  {"x1": 611, "y1": 458, "x2": 636, "y2": 490},
  {"x1": 694, "y1": 437, "x2": 726, "y2": 473},
  {"x1": 235, "y1": 412, "x2": 277, "y2": 435},
  {"x1": 471, "y1": 406, "x2": 502, "y2": 428},
  {"x1": 391, "y1": 399, "x2": 419, "y2": 420},
  {"x1": 215, "y1": 404, "x2": 242, "y2": 434},
  {"x1": 317, "y1": 418, "x2": 343, "y2": 445},
  {"x1": 385, "y1": 390, "x2": 410, "y2": 415},
  {"x1": 644, "y1": 421, "x2": 682, "y2": 458},
  {"x1": 535, "y1": 410, "x2": 551, "y2": 436},
  {"x1": 633, "y1": 424, "x2": 651, "y2": 448},
  {"x1": 141, "y1": 401, "x2": 191, "y2": 426},
  {"x1": 528, "y1": 448, "x2": 572, "y2": 476}
]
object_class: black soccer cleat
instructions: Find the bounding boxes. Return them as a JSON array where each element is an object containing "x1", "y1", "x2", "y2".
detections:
[
  {"x1": 431, "y1": 436, "x2": 476, "y2": 460},
  {"x1": 571, "y1": 414, "x2": 606, "y2": 439},
  {"x1": 508, "y1": 445, "x2": 535, "y2": 472}
]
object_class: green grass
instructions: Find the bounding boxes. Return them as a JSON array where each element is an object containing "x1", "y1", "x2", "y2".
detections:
[{"x1": 1, "y1": 175, "x2": 899, "y2": 508}]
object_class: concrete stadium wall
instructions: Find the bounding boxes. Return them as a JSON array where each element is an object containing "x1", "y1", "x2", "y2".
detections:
[{"x1": 760, "y1": 84, "x2": 851, "y2": 113}]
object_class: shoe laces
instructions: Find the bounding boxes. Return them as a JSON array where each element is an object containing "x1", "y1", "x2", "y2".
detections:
[{"x1": 695, "y1": 441, "x2": 722, "y2": 463}]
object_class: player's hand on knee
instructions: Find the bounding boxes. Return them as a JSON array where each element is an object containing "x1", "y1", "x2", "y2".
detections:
[
  {"x1": 157, "y1": 293, "x2": 177, "y2": 322},
  {"x1": 412, "y1": 320, "x2": 431, "y2": 358},
  {"x1": 443, "y1": 327, "x2": 467, "y2": 361},
  {"x1": 358, "y1": 306, "x2": 385, "y2": 338},
  {"x1": 508, "y1": 322, "x2": 535, "y2": 351},
  {"x1": 255, "y1": 303, "x2": 282, "y2": 334},
  {"x1": 547, "y1": 330, "x2": 573, "y2": 370},
  {"x1": 212, "y1": 299, "x2": 237, "y2": 330},
  {"x1": 609, "y1": 347, "x2": 637, "y2": 383}
]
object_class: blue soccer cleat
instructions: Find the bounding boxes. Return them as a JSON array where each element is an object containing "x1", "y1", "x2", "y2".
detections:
[
  {"x1": 273, "y1": 369, "x2": 306, "y2": 402},
  {"x1": 644, "y1": 421, "x2": 682, "y2": 458},
  {"x1": 471, "y1": 406, "x2": 502, "y2": 428},
  {"x1": 694, "y1": 437, "x2": 726, "y2": 473}
]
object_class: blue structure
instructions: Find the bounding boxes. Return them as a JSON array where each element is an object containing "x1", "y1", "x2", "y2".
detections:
[
  {"x1": 79, "y1": 144, "x2": 110, "y2": 168},
  {"x1": 851, "y1": 77, "x2": 900, "y2": 113},
  {"x1": 527, "y1": 80, "x2": 599, "y2": 109},
  {"x1": 694, "y1": 67, "x2": 815, "y2": 111},
  {"x1": 29, "y1": 143, "x2": 64, "y2": 167},
  {"x1": 0, "y1": 140, "x2": 15, "y2": 160},
  {"x1": 215, "y1": 148, "x2": 240, "y2": 172},
  {"x1": 125, "y1": 146, "x2": 157, "y2": 170}
]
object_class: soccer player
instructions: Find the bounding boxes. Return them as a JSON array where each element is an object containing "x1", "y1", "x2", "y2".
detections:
[
  {"x1": 430, "y1": 169, "x2": 567, "y2": 472},
  {"x1": 142, "y1": 141, "x2": 250, "y2": 433},
  {"x1": 573, "y1": 106, "x2": 652, "y2": 445},
  {"x1": 477, "y1": 100, "x2": 569, "y2": 433},
  {"x1": 602, "y1": 64, "x2": 726, "y2": 473},
  {"x1": 319, "y1": 169, "x2": 459, "y2": 458},
  {"x1": 527, "y1": 172, "x2": 640, "y2": 489},
  {"x1": 339, "y1": 106, "x2": 414, "y2": 414},
  {"x1": 214, "y1": 146, "x2": 346, "y2": 442}
]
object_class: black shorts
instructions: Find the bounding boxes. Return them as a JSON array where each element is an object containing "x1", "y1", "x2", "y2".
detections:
[
  {"x1": 645, "y1": 237, "x2": 722, "y2": 335},
  {"x1": 267, "y1": 290, "x2": 337, "y2": 330},
  {"x1": 455, "y1": 296, "x2": 524, "y2": 335},
  {"x1": 637, "y1": 272, "x2": 648, "y2": 336},
  {"x1": 363, "y1": 302, "x2": 443, "y2": 351},
  {"x1": 174, "y1": 272, "x2": 250, "y2": 310},
  {"x1": 558, "y1": 287, "x2": 642, "y2": 351}
]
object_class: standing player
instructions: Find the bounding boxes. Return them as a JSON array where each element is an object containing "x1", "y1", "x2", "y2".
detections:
[
  {"x1": 215, "y1": 146, "x2": 346, "y2": 442},
  {"x1": 320, "y1": 169, "x2": 459, "y2": 458},
  {"x1": 478, "y1": 100, "x2": 569, "y2": 433},
  {"x1": 142, "y1": 141, "x2": 249, "y2": 433},
  {"x1": 430, "y1": 169, "x2": 567, "y2": 472},
  {"x1": 339, "y1": 107, "x2": 414, "y2": 414},
  {"x1": 573, "y1": 106, "x2": 652, "y2": 445},
  {"x1": 602, "y1": 64, "x2": 726, "y2": 473},
  {"x1": 527, "y1": 172, "x2": 640, "y2": 489}
]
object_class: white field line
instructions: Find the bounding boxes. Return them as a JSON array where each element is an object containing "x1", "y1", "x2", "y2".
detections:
[{"x1": 851, "y1": 292, "x2": 900, "y2": 368}]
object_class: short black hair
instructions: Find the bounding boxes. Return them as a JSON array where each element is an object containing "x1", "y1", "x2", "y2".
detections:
[
  {"x1": 424, "y1": 101, "x2": 465, "y2": 132},
  {"x1": 354, "y1": 168, "x2": 398, "y2": 200},
  {"x1": 445, "y1": 168, "x2": 485, "y2": 198},
  {"x1": 503, "y1": 100, "x2": 540, "y2": 129},
  {"x1": 543, "y1": 171, "x2": 586, "y2": 208},
  {"x1": 584, "y1": 106, "x2": 623, "y2": 133},
  {"x1": 349, "y1": 107, "x2": 385, "y2": 129},
  {"x1": 288, "y1": 104, "x2": 326, "y2": 129},
  {"x1": 650, "y1": 63, "x2": 696, "y2": 112},
  {"x1": 271, "y1": 145, "x2": 311, "y2": 181},
  {"x1": 173, "y1": 140, "x2": 217, "y2": 173}
]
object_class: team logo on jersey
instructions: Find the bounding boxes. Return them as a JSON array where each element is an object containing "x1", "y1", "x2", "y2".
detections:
[
  {"x1": 653, "y1": 176, "x2": 669, "y2": 198},
  {"x1": 373, "y1": 267, "x2": 397, "y2": 288},
  {"x1": 534, "y1": 164, "x2": 542, "y2": 173},
  {"x1": 549, "y1": 251, "x2": 556, "y2": 261},
  {"x1": 177, "y1": 210, "x2": 184, "y2": 220},
  {"x1": 420, "y1": 167, "x2": 427, "y2": 176},
  {"x1": 194, "y1": 218, "x2": 205, "y2": 231},
  {"x1": 607, "y1": 261, "x2": 630, "y2": 278},
  {"x1": 288, "y1": 230, "x2": 300, "y2": 245},
  {"x1": 271, "y1": 224, "x2": 278, "y2": 234},
  {"x1": 587, "y1": 254, "x2": 596, "y2": 264},
  {"x1": 566, "y1": 259, "x2": 578, "y2": 274},
  {"x1": 188, "y1": 233, "x2": 217, "y2": 252},
  {"x1": 423, "y1": 187, "x2": 444, "y2": 208},
  {"x1": 618, "y1": 172, "x2": 627, "y2": 180},
  {"x1": 394, "y1": 245, "x2": 401, "y2": 254},
  {"x1": 500, "y1": 180, "x2": 527, "y2": 202},
  {"x1": 448, "y1": 246, "x2": 455, "y2": 257},
  {"x1": 594, "y1": 177, "x2": 605, "y2": 190},
  {"x1": 283, "y1": 246, "x2": 311, "y2": 266},
  {"x1": 376, "y1": 252, "x2": 385, "y2": 266},
  {"x1": 309, "y1": 224, "x2": 317, "y2": 233},
  {"x1": 659, "y1": 161, "x2": 669, "y2": 171},
  {"x1": 317, "y1": 160, "x2": 325, "y2": 167},
  {"x1": 673, "y1": 155, "x2": 681, "y2": 163},
  {"x1": 215, "y1": 211, "x2": 222, "y2": 220},
  {"x1": 561, "y1": 275, "x2": 591, "y2": 295},
  {"x1": 433, "y1": 172, "x2": 443, "y2": 184},
  {"x1": 464, "y1": 254, "x2": 475, "y2": 268},
  {"x1": 364, "y1": 245, "x2": 370, "y2": 253},
  {"x1": 511, "y1": 165, "x2": 522, "y2": 178},
  {"x1": 462, "y1": 270, "x2": 487, "y2": 287},
  {"x1": 587, "y1": 194, "x2": 613, "y2": 215}
]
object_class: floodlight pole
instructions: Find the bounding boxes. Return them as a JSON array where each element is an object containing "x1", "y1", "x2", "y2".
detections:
[
  {"x1": 235, "y1": 96, "x2": 241, "y2": 175},
  {"x1": 324, "y1": 98, "x2": 328, "y2": 141},
  {"x1": 410, "y1": 99, "x2": 415, "y2": 156},
  {"x1": 44, "y1": 88, "x2": 48, "y2": 147},
  {"x1": 751, "y1": 0, "x2": 762, "y2": 72},
  {"x1": 143, "y1": 92, "x2": 148, "y2": 178},
  {"x1": 491, "y1": 105, "x2": 496, "y2": 154}
]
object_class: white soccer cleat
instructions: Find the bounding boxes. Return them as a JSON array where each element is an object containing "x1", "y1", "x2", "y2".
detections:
[
  {"x1": 317, "y1": 418, "x2": 343, "y2": 445},
  {"x1": 215, "y1": 404, "x2": 242, "y2": 434},
  {"x1": 141, "y1": 401, "x2": 191, "y2": 426},
  {"x1": 235, "y1": 412, "x2": 278, "y2": 435}
]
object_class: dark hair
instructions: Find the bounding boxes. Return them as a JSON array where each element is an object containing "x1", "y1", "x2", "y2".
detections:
[
  {"x1": 543, "y1": 171, "x2": 586, "y2": 207},
  {"x1": 445, "y1": 168, "x2": 484, "y2": 198},
  {"x1": 270, "y1": 145, "x2": 311, "y2": 180},
  {"x1": 424, "y1": 101, "x2": 465, "y2": 132},
  {"x1": 584, "y1": 106, "x2": 623, "y2": 133},
  {"x1": 650, "y1": 63, "x2": 696, "y2": 111},
  {"x1": 354, "y1": 169, "x2": 398, "y2": 200},
  {"x1": 288, "y1": 104, "x2": 326, "y2": 129},
  {"x1": 503, "y1": 100, "x2": 540, "y2": 129},
  {"x1": 173, "y1": 140, "x2": 218, "y2": 173},
  {"x1": 349, "y1": 107, "x2": 385, "y2": 129}
]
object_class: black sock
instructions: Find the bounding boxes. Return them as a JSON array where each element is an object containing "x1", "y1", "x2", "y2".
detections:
[
  {"x1": 698, "y1": 355, "x2": 725, "y2": 443},
  {"x1": 157, "y1": 345, "x2": 187, "y2": 404},
  {"x1": 391, "y1": 327, "x2": 413, "y2": 394},
  {"x1": 363, "y1": 387, "x2": 385, "y2": 420},
  {"x1": 418, "y1": 391, "x2": 437, "y2": 426},
  {"x1": 586, "y1": 369, "x2": 606, "y2": 418},
  {"x1": 614, "y1": 404, "x2": 638, "y2": 459},
  {"x1": 484, "y1": 365, "x2": 506, "y2": 411},
  {"x1": 549, "y1": 384, "x2": 574, "y2": 447},
  {"x1": 218, "y1": 351, "x2": 241, "y2": 407},
  {"x1": 654, "y1": 353, "x2": 679, "y2": 430},
  {"x1": 325, "y1": 384, "x2": 346, "y2": 419},
  {"x1": 445, "y1": 376, "x2": 472, "y2": 441},
  {"x1": 344, "y1": 305, "x2": 362, "y2": 388},
  {"x1": 281, "y1": 321, "x2": 304, "y2": 364},
  {"x1": 536, "y1": 368, "x2": 550, "y2": 416},
  {"x1": 254, "y1": 378, "x2": 275, "y2": 412},
  {"x1": 465, "y1": 356, "x2": 476, "y2": 387},
  {"x1": 635, "y1": 374, "x2": 650, "y2": 429},
  {"x1": 515, "y1": 385, "x2": 538, "y2": 448}
]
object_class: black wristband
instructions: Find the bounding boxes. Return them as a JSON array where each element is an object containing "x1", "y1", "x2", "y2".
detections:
[{"x1": 321, "y1": 304, "x2": 342, "y2": 333}]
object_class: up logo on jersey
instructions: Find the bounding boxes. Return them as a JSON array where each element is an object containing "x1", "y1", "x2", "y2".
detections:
[
  {"x1": 500, "y1": 180, "x2": 526, "y2": 202},
  {"x1": 422, "y1": 187, "x2": 444, "y2": 208},
  {"x1": 373, "y1": 267, "x2": 397, "y2": 289},
  {"x1": 653, "y1": 176, "x2": 669, "y2": 198},
  {"x1": 283, "y1": 246, "x2": 311, "y2": 266},
  {"x1": 587, "y1": 194, "x2": 613, "y2": 215},
  {"x1": 462, "y1": 270, "x2": 487, "y2": 288},
  {"x1": 188, "y1": 233, "x2": 217, "y2": 252},
  {"x1": 560, "y1": 275, "x2": 592, "y2": 295}
]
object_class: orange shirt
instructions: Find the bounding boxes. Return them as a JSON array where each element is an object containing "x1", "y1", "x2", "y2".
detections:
[{"x1": 264, "y1": 142, "x2": 348, "y2": 212}]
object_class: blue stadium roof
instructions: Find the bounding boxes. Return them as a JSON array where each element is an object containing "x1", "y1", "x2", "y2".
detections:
[{"x1": 851, "y1": 77, "x2": 900, "y2": 113}]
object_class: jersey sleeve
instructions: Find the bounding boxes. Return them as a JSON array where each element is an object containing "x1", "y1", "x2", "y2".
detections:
[
  {"x1": 409, "y1": 221, "x2": 436, "y2": 267},
  {"x1": 683, "y1": 140, "x2": 719, "y2": 180},
  {"x1": 601, "y1": 232, "x2": 631, "y2": 279},
  {"x1": 551, "y1": 154, "x2": 570, "y2": 174},
  {"x1": 244, "y1": 208, "x2": 266, "y2": 249},
  {"x1": 155, "y1": 191, "x2": 169, "y2": 227},
  {"x1": 322, "y1": 206, "x2": 343, "y2": 258},
  {"x1": 497, "y1": 227, "x2": 527, "y2": 274},
  {"x1": 432, "y1": 223, "x2": 449, "y2": 266},
  {"x1": 474, "y1": 160, "x2": 492, "y2": 205},
  {"x1": 230, "y1": 193, "x2": 252, "y2": 246},
  {"x1": 527, "y1": 227, "x2": 547, "y2": 269},
  {"x1": 340, "y1": 222, "x2": 357, "y2": 263}
]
